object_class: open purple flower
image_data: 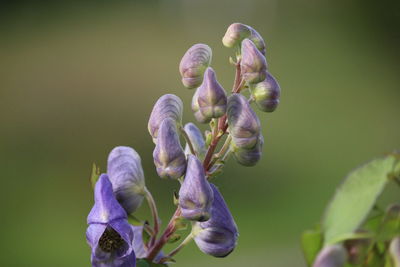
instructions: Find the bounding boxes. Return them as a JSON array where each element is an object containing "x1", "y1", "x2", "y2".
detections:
[
  {"x1": 193, "y1": 183, "x2": 238, "y2": 257},
  {"x1": 86, "y1": 174, "x2": 136, "y2": 267}
]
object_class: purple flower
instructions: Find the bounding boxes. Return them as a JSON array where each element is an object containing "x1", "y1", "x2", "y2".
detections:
[
  {"x1": 179, "y1": 44, "x2": 212, "y2": 89},
  {"x1": 148, "y1": 94, "x2": 183, "y2": 143},
  {"x1": 250, "y1": 72, "x2": 280, "y2": 112},
  {"x1": 179, "y1": 155, "x2": 214, "y2": 221},
  {"x1": 184, "y1": 123, "x2": 207, "y2": 160},
  {"x1": 153, "y1": 118, "x2": 187, "y2": 179},
  {"x1": 193, "y1": 183, "x2": 238, "y2": 257},
  {"x1": 86, "y1": 174, "x2": 136, "y2": 267},
  {"x1": 107, "y1": 146, "x2": 146, "y2": 214},
  {"x1": 227, "y1": 94, "x2": 261, "y2": 149},
  {"x1": 131, "y1": 226, "x2": 164, "y2": 262},
  {"x1": 313, "y1": 245, "x2": 347, "y2": 267},
  {"x1": 230, "y1": 133, "x2": 264, "y2": 167},
  {"x1": 192, "y1": 87, "x2": 211, "y2": 123},
  {"x1": 222, "y1": 23, "x2": 265, "y2": 55},
  {"x1": 196, "y1": 67, "x2": 227, "y2": 120},
  {"x1": 240, "y1": 39, "x2": 267, "y2": 84}
]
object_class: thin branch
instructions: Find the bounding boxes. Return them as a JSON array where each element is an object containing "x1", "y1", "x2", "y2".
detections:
[
  {"x1": 144, "y1": 187, "x2": 160, "y2": 247},
  {"x1": 180, "y1": 126, "x2": 196, "y2": 156},
  {"x1": 159, "y1": 233, "x2": 194, "y2": 263}
]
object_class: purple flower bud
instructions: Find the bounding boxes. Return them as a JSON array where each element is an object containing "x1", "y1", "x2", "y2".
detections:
[
  {"x1": 313, "y1": 245, "x2": 347, "y2": 267},
  {"x1": 107, "y1": 146, "x2": 145, "y2": 214},
  {"x1": 131, "y1": 226, "x2": 164, "y2": 262},
  {"x1": 196, "y1": 67, "x2": 227, "y2": 120},
  {"x1": 240, "y1": 39, "x2": 267, "y2": 84},
  {"x1": 248, "y1": 26, "x2": 266, "y2": 55},
  {"x1": 231, "y1": 133, "x2": 263, "y2": 166},
  {"x1": 153, "y1": 118, "x2": 186, "y2": 179},
  {"x1": 86, "y1": 174, "x2": 136, "y2": 267},
  {"x1": 227, "y1": 94, "x2": 261, "y2": 149},
  {"x1": 179, "y1": 44, "x2": 212, "y2": 89},
  {"x1": 179, "y1": 155, "x2": 214, "y2": 221},
  {"x1": 148, "y1": 94, "x2": 183, "y2": 143},
  {"x1": 192, "y1": 88, "x2": 211, "y2": 123},
  {"x1": 251, "y1": 72, "x2": 280, "y2": 112},
  {"x1": 390, "y1": 237, "x2": 400, "y2": 266},
  {"x1": 222, "y1": 23, "x2": 252, "y2": 48},
  {"x1": 184, "y1": 123, "x2": 207, "y2": 160},
  {"x1": 193, "y1": 183, "x2": 238, "y2": 257}
]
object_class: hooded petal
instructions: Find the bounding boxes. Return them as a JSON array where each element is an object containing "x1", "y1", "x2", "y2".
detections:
[
  {"x1": 193, "y1": 183, "x2": 238, "y2": 257},
  {"x1": 251, "y1": 72, "x2": 280, "y2": 112},
  {"x1": 179, "y1": 44, "x2": 212, "y2": 89},
  {"x1": 148, "y1": 94, "x2": 183, "y2": 143},
  {"x1": 107, "y1": 146, "x2": 146, "y2": 214},
  {"x1": 222, "y1": 23, "x2": 252, "y2": 48},
  {"x1": 231, "y1": 133, "x2": 263, "y2": 167},
  {"x1": 153, "y1": 118, "x2": 187, "y2": 179},
  {"x1": 240, "y1": 38, "x2": 267, "y2": 84},
  {"x1": 192, "y1": 88, "x2": 211, "y2": 123},
  {"x1": 313, "y1": 245, "x2": 347, "y2": 267},
  {"x1": 197, "y1": 67, "x2": 227, "y2": 120},
  {"x1": 179, "y1": 155, "x2": 214, "y2": 221},
  {"x1": 87, "y1": 174, "x2": 127, "y2": 224},
  {"x1": 184, "y1": 123, "x2": 207, "y2": 159}
]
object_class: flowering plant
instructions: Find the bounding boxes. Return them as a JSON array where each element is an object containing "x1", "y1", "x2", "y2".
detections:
[{"x1": 86, "y1": 22, "x2": 280, "y2": 266}]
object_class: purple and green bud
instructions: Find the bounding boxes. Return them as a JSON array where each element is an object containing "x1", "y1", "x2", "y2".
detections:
[
  {"x1": 227, "y1": 94, "x2": 261, "y2": 149},
  {"x1": 231, "y1": 133, "x2": 263, "y2": 167},
  {"x1": 179, "y1": 155, "x2": 214, "y2": 221},
  {"x1": 153, "y1": 118, "x2": 187, "y2": 179},
  {"x1": 107, "y1": 146, "x2": 146, "y2": 214},
  {"x1": 192, "y1": 88, "x2": 211, "y2": 123},
  {"x1": 184, "y1": 123, "x2": 207, "y2": 160},
  {"x1": 240, "y1": 39, "x2": 267, "y2": 84},
  {"x1": 193, "y1": 183, "x2": 238, "y2": 257},
  {"x1": 390, "y1": 237, "x2": 400, "y2": 267},
  {"x1": 312, "y1": 245, "x2": 347, "y2": 267},
  {"x1": 148, "y1": 94, "x2": 183, "y2": 143},
  {"x1": 195, "y1": 67, "x2": 227, "y2": 120},
  {"x1": 248, "y1": 27, "x2": 266, "y2": 55},
  {"x1": 250, "y1": 72, "x2": 280, "y2": 112},
  {"x1": 86, "y1": 174, "x2": 136, "y2": 267},
  {"x1": 179, "y1": 44, "x2": 212, "y2": 89},
  {"x1": 222, "y1": 23, "x2": 266, "y2": 55}
]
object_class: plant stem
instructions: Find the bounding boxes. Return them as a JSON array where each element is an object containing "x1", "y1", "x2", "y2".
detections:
[
  {"x1": 208, "y1": 135, "x2": 232, "y2": 169},
  {"x1": 144, "y1": 187, "x2": 160, "y2": 247},
  {"x1": 160, "y1": 233, "x2": 194, "y2": 263},
  {"x1": 180, "y1": 126, "x2": 196, "y2": 156}
]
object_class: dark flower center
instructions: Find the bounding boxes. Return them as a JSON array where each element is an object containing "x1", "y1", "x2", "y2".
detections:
[{"x1": 99, "y1": 227, "x2": 125, "y2": 253}]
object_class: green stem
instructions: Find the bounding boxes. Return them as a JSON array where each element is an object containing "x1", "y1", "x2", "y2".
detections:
[
  {"x1": 208, "y1": 135, "x2": 232, "y2": 170},
  {"x1": 160, "y1": 233, "x2": 194, "y2": 263},
  {"x1": 144, "y1": 187, "x2": 160, "y2": 246}
]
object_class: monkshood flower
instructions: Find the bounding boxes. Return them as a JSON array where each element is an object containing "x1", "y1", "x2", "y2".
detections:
[
  {"x1": 179, "y1": 155, "x2": 214, "y2": 221},
  {"x1": 240, "y1": 38, "x2": 267, "y2": 84},
  {"x1": 148, "y1": 94, "x2": 183, "y2": 143},
  {"x1": 313, "y1": 245, "x2": 347, "y2": 267},
  {"x1": 192, "y1": 183, "x2": 238, "y2": 257},
  {"x1": 131, "y1": 226, "x2": 164, "y2": 263},
  {"x1": 231, "y1": 133, "x2": 263, "y2": 167},
  {"x1": 250, "y1": 72, "x2": 280, "y2": 112},
  {"x1": 153, "y1": 118, "x2": 187, "y2": 179},
  {"x1": 196, "y1": 67, "x2": 227, "y2": 120},
  {"x1": 222, "y1": 23, "x2": 266, "y2": 55},
  {"x1": 86, "y1": 174, "x2": 135, "y2": 267},
  {"x1": 184, "y1": 122, "x2": 207, "y2": 160},
  {"x1": 179, "y1": 43, "x2": 212, "y2": 89},
  {"x1": 192, "y1": 87, "x2": 210, "y2": 123},
  {"x1": 390, "y1": 237, "x2": 400, "y2": 267},
  {"x1": 227, "y1": 94, "x2": 261, "y2": 149},
  {"x1": 107, "y1": 146, "x2": 145, "y2": 214}
]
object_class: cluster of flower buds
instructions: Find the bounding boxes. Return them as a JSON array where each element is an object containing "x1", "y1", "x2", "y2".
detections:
[{"x1": 86, "y1": 22, "x2": 280, "y2": 266}]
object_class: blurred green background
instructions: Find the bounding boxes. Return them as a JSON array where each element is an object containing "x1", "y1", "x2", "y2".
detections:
[{"x1": 1, "y1": 0, "x2": 399, "y2": 266}]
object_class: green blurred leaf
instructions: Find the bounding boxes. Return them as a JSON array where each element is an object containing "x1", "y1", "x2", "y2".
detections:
[
  {"x1": 136, "y1": 259, "x2": 150, "y2": 267},
  {"x1": 323, "y1": 155, "x2": 398, "y2": 245},
  {"x1": 301, "y1": 228, "x2": 323, "y2": 266}
]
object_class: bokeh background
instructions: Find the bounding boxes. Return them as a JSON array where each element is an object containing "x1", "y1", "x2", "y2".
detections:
[{"x1": 1, "y1": 0, "x2": 399, "y2": 266}]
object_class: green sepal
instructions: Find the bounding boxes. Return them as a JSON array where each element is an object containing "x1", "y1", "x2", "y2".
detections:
[
  {"x1": 301, "y1": 226, "x2": 323, "y2": 266},
  {"x1": 90, "y1": 163, "x2": 101, "y2": 189}
]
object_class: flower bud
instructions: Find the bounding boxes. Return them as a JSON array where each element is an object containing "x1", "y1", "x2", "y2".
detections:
[
  {"x1": 179, "y1": 155, "x2": 214, "y2": 221},
  {"x1": 179, "y1": 44, "x2": 212, "y2": 89},
  {"x1": 184, "y1": 123, "x2": 207, "y2": 160},
  {"x1": 240, "y1": 39, "x2": 267, "y2": 84},
  {"x1": 222, "y1": 23, "x2": 252, "y2": 48},
  {"x1": 196, "y1": 67, "x2": 227, "y2": 120},
  {"x1": 107, "y1": 146, "x2": 146, "y2": 214},
  {"x1": 193, "y1": 183, "x2": 238, "y2": 257},
  {"x1": 248, "y1": 27, "x2": 266, "y2": 55},
  {"x1": 227, "y1": 94, "x2": 261, "y2": 149},
  {"x1": 313, "y1": 245, "x2": 347, "y2": 267},
  {"x1": 153, "y1": 118, "x2": 186, "y2": 179},
  {"x1": 192, "y1": 88, "x2": 211, "y2": 123},
  {"x1": 251, "y1": 72, "x2": 280, "y2": 112},
  {"x1": 390, "y1": 237, "x2": 400, "y2": 267},
  {"x1": 231, "y1": 133, "x2": 263, "y2": 167},
  {"x1": 148, "y1": 94, "x2": 183, "y2": 143}
]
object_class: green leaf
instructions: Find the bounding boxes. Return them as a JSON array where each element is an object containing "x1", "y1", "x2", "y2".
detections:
[
  {"x1": 323, "y1": 155, "x2": 398, "y2": 245},
  {"x1": 301, "y1": 228, "x2": 323, "y2": 266},
  {"x1": 136, "y1": 259, "x2": 150, "y2": 267}
]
